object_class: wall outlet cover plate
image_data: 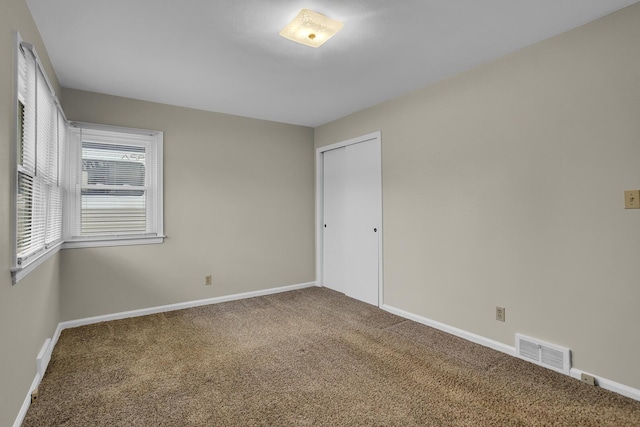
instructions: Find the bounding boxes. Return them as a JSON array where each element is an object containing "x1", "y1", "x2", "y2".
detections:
[
  {"x1": 624, "y1": 190, "x2": 640, "y2": 209},
  {"x1": 581, "y1": 373, "x2": 596, "y2": 386}
]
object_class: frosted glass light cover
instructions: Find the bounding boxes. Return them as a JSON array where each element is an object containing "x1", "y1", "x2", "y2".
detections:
[{"x1": 279, "y1": 9, "x2": 343, "y2": 48}]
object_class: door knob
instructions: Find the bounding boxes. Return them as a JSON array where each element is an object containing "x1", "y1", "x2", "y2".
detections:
[{"x1": 374, "y1": 228, "x2": 377, "y2": 232}]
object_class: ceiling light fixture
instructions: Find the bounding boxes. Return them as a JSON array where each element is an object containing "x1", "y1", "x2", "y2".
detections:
[{"x1": 279, "y1": 9, "x2": 343, "y2": 48}]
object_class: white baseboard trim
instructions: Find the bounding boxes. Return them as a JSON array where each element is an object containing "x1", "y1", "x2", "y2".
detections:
[
  {"x1": 15, "y1": 281, "x2": 317, "y2": 427},
  {"x1": 13, "y1": 372, "x2": 41, "y2": 427},
  {"x1": 381, "y1": 304, "x2": 516, "y2": 356},
  {"x1": 570, "y1": 368, "x2": 640, "y2": 401},
  {"x1": 381, "y1": 303, "x2": 640, "y2": 402},
  {"x1": 59, "y1": 281, "x2": 318, "y2": 331}
]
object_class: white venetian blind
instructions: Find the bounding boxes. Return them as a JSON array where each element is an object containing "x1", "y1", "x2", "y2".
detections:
[
  {"x1": 15, "y1": 41, "x2": 67, "y2": 268},
  {"x1": 16, "y1": 42, "x2": 37, "y2": 259},
  {"x1": 47, "y1": 112, "x2": 66, "y2": 244}
]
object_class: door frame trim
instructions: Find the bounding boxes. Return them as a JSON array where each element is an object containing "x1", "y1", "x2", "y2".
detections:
[{"x1": 315, "y1": 131, "x2": 383, "y2": 306}]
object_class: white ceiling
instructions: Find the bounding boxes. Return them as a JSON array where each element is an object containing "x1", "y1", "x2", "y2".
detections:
[{"x1": 26, "y1": 0, "x2": 639, "y2": 127}]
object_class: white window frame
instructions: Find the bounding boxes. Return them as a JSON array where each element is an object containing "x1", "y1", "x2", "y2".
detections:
[
  {"x1": 11, "y1": 33, "x2": 67, "y2": 284},
  {"x1": 63, "y1": 122, "x2": 164, "y2": 249}
]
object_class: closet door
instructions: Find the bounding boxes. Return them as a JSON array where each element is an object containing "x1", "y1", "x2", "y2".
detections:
[
  {"x1": 322, "y1": 137, "x2": 381, "y2": 306},
  {"x1": 322, "y1": 147, "x2": 347, "y2": 294}
]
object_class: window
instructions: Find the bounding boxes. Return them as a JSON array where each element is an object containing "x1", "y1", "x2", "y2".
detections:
[
  {"x1": 65, "y1": 123, "x2": 164, "y2": 247},
  {"x1": 11, "y1": 35, "x2": 164, "y2": 283},
  {"x1": 12, "y1": 36, "x2": 67, "y2": 284}
]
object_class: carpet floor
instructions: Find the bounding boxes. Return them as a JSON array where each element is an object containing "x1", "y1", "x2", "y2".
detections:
[{"x1": 23, "y1": 287, "x2": 640, "y2": 426}]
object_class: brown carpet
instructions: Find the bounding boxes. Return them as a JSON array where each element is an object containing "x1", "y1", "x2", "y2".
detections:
[{"x1": 24, "y1": 287, "x2": 640, "y2": 426}]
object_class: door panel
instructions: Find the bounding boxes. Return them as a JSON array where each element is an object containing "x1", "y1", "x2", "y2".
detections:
[
  {"x1": 322, "y1": 147, "x2": 347, "y2": 294},
  {"x1": 344, "y1": 139, "x2": 381, "y2": 306}
]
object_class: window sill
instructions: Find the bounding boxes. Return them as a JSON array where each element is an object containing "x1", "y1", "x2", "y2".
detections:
[
  {"x1": 12, "y1": 236, "x2": 164, "y2": 284},
  {"x1": 62, "y1": 235, "x2": 165, "y2": 250},
  {"x1": 11, "y1": 241, "x2": 63, "y2": 285}
]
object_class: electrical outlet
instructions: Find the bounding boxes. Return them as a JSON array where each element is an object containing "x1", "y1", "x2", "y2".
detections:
[
  {"x1": 496, "y1": 307, "x2": 506, "y2": 322},
  {"x1": 581, "y1": 373, "x2": 596, "y2": 386},
  {"x1": 31, "y1": 388, "x2": 38, "y2": 403},
  {"x1": 205, "y1": 275, "x2": 212, "y2": 286}
]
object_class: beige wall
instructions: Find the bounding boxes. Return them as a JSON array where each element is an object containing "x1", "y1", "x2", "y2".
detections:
[
  {"x1": 315, "y1": 3, "x2": 640, "y2": 389},
  {"x1": 0, "y1": 0, "x2": 62, "y2": 425},
  {"x1": 60, "y1": 89, "x2": 315, "y2": 321}
]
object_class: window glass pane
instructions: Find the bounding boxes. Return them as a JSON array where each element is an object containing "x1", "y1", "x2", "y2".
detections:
[
  {"x1": 82, "y1": 142, "x2": 145, "y2": 187},
  {"x1": 80, "y1": 140, "x2": 147, "y2": 236},
  {"x1": 16, "y1": 172, "x2": 33, "y2": 256}
]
